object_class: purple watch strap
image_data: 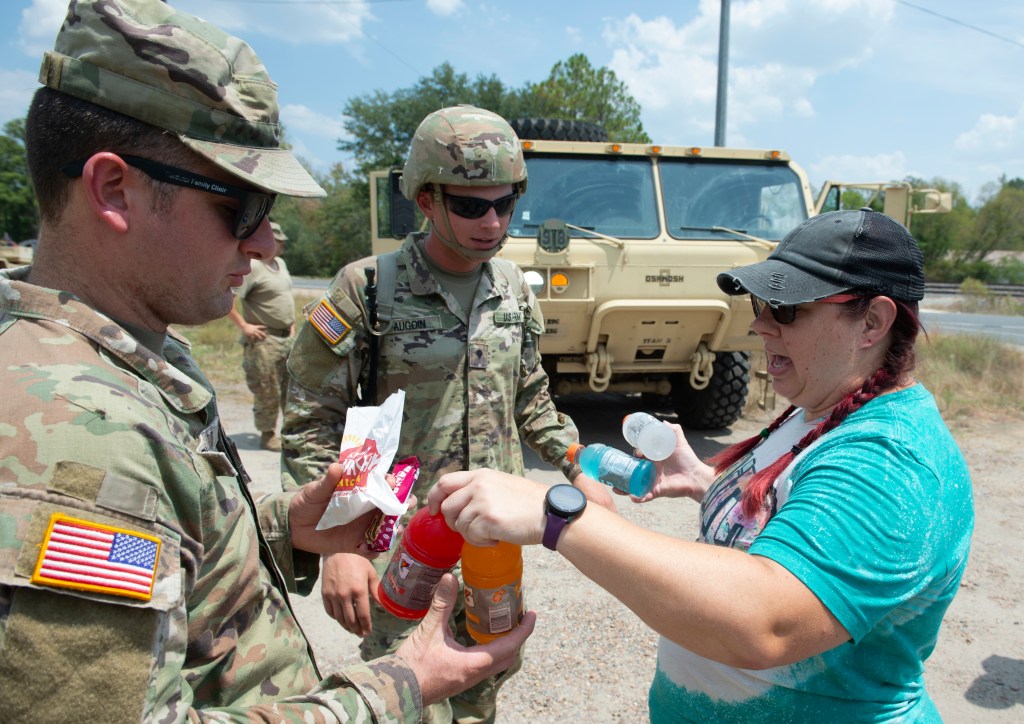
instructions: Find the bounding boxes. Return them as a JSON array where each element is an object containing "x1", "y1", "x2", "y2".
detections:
[{"x1": 543, "y1": 510, "x2": 567, "y2": 551}]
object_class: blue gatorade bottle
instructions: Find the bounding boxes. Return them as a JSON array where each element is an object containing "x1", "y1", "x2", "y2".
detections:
[{"x1": 566, "y1": 443, "x2": 655, "y2": 497}]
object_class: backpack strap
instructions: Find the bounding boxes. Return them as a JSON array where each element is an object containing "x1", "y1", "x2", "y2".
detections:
[{"x1": 372, "y1": 250, "x2": 399, "y2": 332}]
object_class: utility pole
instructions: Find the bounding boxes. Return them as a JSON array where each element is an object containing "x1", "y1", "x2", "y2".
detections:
[{"x1": 714, "y1": 0, "x2": 730, "y2": 146}]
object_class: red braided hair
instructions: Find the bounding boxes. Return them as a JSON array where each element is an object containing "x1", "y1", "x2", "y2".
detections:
[{"x1": 706, "y1": 298, "x2": 921, "y2": 518}]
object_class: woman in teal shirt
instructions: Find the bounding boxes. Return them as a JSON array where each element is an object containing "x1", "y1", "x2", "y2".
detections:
[{"x1": 428, "y1": 208, "x2": 974, "y2": 722}]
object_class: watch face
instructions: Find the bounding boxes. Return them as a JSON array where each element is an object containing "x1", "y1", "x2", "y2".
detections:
[{"x1": 546, "y1": 484, "x2": 587, "y2": 517}]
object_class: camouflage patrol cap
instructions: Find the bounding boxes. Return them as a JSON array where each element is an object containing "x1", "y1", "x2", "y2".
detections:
[
  {"x1": 400, "y1": 105, "x2": 527, "y2": 200},
  {"x1": 39, "y1": 0, "x2": 324, "y2": 198}
]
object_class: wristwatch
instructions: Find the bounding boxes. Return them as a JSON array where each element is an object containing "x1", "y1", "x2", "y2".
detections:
[{"x1": 543, "y1": 484, "x2": 587, "y2": 551}]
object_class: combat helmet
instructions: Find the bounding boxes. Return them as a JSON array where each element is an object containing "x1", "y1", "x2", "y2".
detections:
[{"x1": 400, "y1": 105, "x2": 527, "y2": 200}]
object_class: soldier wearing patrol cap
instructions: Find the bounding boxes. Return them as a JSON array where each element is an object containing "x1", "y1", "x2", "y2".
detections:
[
  {"x1": 282, "y1": 105, "x2": 610, "y2": 723},
  {"x1": 228, "y1": 220, "x2": 295, "y2": 451},
  {"x1": 0, "y1": 2, "x2": 532, "y2": 722}
]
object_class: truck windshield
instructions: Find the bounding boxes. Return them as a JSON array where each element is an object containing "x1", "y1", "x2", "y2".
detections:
[
  {"x1": 660, "y1": 160, "x2": 807, "y2": 241},
  {"x1": 508, "y1": 155, "x2": 660, "y2": 239}
]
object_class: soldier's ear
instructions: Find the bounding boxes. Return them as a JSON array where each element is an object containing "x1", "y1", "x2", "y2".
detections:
[
  {"x1": 416, "y1": 187, "x2": 437, "y2": 219},
  {"x1": 77, "y1": 153, "x2": 138, "y2": 234}
]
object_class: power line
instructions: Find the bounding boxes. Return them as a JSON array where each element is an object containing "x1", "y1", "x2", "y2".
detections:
[{"x1": 896, "y1": 1, "x2": 1024, "y2": 50}]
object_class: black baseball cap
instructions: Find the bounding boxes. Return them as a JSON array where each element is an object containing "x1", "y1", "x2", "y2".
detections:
[{"x1": 716, "y1": 208, "x2": 925, "y2": 304}]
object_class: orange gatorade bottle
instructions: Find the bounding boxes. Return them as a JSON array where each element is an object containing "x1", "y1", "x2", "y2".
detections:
[
  {"x1": 461, "y1": 540, "x2": 524, "y2": 644},
  {"x1": 378, "y1": 508, "x2": 464, "y2": 619}
]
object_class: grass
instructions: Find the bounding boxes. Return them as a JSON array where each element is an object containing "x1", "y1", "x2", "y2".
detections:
[{"x1": 180, "y1": 292, "x2": 1024, "y2": 425}]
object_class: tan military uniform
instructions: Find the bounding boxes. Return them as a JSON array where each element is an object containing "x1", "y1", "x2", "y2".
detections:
[
  {"x1": 236, "y1": 256, "x2": 294, "y2": 433},
  {"x1": 283, "y1": 233, "x2": 580, "y2": 722},
  {"x1": 0, "y1": 267, "x2": 420, "y2": 722}
]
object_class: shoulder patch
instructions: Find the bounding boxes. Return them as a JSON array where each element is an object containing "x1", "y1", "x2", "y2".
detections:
[
  {"x1": 308, "y1": 298, "x2": 353, "y2": 345},
  {"x1": 31, "y1": 513, "x2": 161, "y2": 602}
]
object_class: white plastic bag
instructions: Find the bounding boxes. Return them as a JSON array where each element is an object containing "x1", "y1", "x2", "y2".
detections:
[{"x1": 315, "y1": 389, "x2": 409, "y2": 530}]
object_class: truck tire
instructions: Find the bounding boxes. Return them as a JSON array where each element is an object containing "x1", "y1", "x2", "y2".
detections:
[
  {"x1": 510, "y1": 118, "x2": 608, "y2": 143},
  {"x1": 670, "y1": 352, "x2": 750, "y2": 430}
]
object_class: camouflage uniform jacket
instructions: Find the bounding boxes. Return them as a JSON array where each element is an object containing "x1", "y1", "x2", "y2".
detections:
[
  {"x1": 0, "y1": 267, "x2": 420, "y2": 723},
  {"x1": 282, "y1": 233, "x2": 581, "y2": 494}
]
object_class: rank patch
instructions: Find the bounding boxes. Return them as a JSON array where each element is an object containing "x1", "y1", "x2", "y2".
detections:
[
  {"x1": 32, "y1": 514, "x2": 160, "y2": 601},
  {"x1": 309, "y1": 298, "x2": 352, "y2": 345}
]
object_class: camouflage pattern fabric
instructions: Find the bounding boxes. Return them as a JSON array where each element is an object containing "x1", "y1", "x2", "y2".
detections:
[
  {"x1": 282, "y1": 232, "x2": 580, "y2": 722},
  {"x1": 39, "y1": 0, "x2": 324, "y2": 197},
  {"x1": 244, "y1": 334, "x2": 291, "y2": 432},
  {"x1": 0, "y1": 266, "x2": 421, "y2": 722},
  {"x1": 236, "y1": 256, "x2": 294, "y2": 432},
  {"x1": 400, "y1": 105, "x2": 528, "y2": 200}
]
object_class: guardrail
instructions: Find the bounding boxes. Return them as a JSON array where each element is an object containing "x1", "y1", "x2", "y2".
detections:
[{"x1": 925, "y1": 282, "x2": 1024, "y2": 298}]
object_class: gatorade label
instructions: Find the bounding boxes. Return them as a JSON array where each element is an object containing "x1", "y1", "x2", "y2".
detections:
[
  {"x1": 465, "y1": 582, "x2": 523, "y2": 636},
  {"x1": 598, "y1": 454, "x2": 636, "y2": 493},
  {"x1": 380, "y1": 544, "x2": 448, "y2": 613}
]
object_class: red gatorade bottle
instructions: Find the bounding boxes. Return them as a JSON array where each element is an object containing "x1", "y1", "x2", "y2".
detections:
[{"x1": 378, "y1": 507, "x2": 464, "y2": 619}]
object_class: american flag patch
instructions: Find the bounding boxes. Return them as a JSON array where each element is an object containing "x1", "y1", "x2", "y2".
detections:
[
  {"x1": 309, "y1": 298, "x2": 352, "y2": 345},
  {"x1": 31, "y1": 514, "x2": 161, "y2": 601}
]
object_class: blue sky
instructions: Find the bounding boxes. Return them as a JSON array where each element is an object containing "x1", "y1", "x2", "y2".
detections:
[{"x1": 2, "y1": 0, "x2": 1023, "y2": 205}]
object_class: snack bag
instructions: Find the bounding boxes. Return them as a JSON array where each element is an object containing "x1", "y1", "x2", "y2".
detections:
[
  {"x1": 364, "y1": 456, "x2": 419, "y2": 552},
  {"x1": 315, "y1": 389, "x2": 408, "y2": 530}
]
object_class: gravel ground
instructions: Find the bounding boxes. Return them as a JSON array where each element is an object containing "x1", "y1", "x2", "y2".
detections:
[{"x1": 222, "y1": 387, "x2": 1024, "y2": 722}]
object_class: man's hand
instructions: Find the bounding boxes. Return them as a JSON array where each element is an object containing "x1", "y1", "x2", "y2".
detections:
[
  {"x1": 321, "y1": 551, "x2": 378, "y2": 636},
  {"x1": 242, "y1": 321, "x2": 268, "y2": 341},
  {"x1": 288, "y1": 462, "x2": 374, "y2": 554},
  {"x1": 396, "y1": 574, "x2": 536, "y2": 706},
  {"x1": 571, "y1": 473, "x2": 616, "y2": 510}
]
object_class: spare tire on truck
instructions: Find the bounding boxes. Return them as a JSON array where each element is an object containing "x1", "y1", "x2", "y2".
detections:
[
  {"x1": 509, "y1": 118, "x2": 608, "y2": 143},
  {"x1": 670, "y1": 352, "x2": 750, "y2": 430}
]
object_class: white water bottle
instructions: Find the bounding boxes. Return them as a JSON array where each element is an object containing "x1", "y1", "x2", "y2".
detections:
[{"x1": 621, "y1": 412, "x2": 675, "y2": 461}]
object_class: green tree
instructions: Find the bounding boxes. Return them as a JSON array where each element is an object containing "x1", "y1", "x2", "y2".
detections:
[
  {"x1": 339, "y1": 63, "x2": 518, "y2": 181},
  {"x1": 904, "y1": 177, "x2": 974, "y2": 275},
  {"x1": 0, "y1": 118, "x2": 39, "y2": 242},
  {"x1": 965, "y1": 185, "x2": 1024, "y2": 261},
  {"x1": 518, "y1": 54, "x2": 650, "y2": 143}
]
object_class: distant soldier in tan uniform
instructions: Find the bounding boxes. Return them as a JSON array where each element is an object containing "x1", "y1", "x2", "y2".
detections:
[
  {"x1": 229, "y1": 220, "x2": 295, "y2": 450},
  {"x1": 0, "y1": 2, "x2": 533, "y2": 722},
  {"x1": 283, "y1": 105, "x2": 610, "y2": 723}
]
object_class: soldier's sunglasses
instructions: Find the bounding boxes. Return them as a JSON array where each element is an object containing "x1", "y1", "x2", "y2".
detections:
[
  {"x1": 751, "y1": 293, "x2": 863, "y2": 325},
  {"x1": 442, "y1": 191, "x2": 518, "y2": 219},
  {"x1": 62, "y1": 155, "x2": 276, "y2": 240}
]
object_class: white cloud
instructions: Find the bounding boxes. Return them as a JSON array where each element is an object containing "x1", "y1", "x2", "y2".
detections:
[
  {"x1": 954, "y1": 105, "x2": 1023, "y2": 153},
  {"x1": 281, "y1": 104, "x2": 346, "y2": 141},
  {"x1": 0, "y1": 70, "x2": 39, "y2": 124},
  {"x1": 175, "y1": 0, "x2": 372, "y2": 45},
  {"x1": 18, "y1": 0, "x2": 66, "y2": 58},
  {"x1": 808, "y1": 151, "x2": 908, "y2": 188},
  {"x1": 602, "y1": 0, "x2": 894, "y2": 141},
  {"x1": 427, "y1": 0, "x2": 464, "y2": 17}
]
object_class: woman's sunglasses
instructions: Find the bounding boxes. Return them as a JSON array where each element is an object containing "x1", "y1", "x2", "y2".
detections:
[
  {"x1": 63, "y1": 155, "x2": 276, "y2": 240},
  {"x1": 751, "y1": 293, "x2": 863, "y2": 325},
  {"x1": 442, "y1": 191, "x2": 518, "y2": 219}
]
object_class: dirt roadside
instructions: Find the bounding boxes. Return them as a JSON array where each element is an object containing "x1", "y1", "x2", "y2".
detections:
[{"x1": 222, "y1": 385, "x2": 1023, "y2": 721}]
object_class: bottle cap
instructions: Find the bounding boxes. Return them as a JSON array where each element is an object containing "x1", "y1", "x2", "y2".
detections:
[{"x1": 566, "y1": 443, "x2": 583, "y2": 463}]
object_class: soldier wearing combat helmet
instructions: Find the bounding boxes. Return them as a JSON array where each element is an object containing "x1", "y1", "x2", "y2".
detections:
[
  {"x1": 283, "y1": 105, "x2": 610, "y2": 723},
  {"x1": 0, "y1": 2, "x2": 532, "y2": 721}
]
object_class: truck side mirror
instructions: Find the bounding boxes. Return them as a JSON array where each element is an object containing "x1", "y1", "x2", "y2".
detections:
[{"x1": 389, "y1": 169, "x2": 417, "y2": 238}]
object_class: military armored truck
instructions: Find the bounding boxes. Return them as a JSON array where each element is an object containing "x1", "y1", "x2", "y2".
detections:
[{"x1": 370, "y1": 122, "x2": 949, "y2": 429}]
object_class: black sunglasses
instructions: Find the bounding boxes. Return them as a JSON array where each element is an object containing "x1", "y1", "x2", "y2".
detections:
[
  {"x1": 442, "y1": 191, "x2": 518, "y2": 219},
  {"x1": 62, "y1": 155, "x2": 276, "y2": 240},
  {"x1": 751, "y1": 294, "x2": 862, "y2": 325}
]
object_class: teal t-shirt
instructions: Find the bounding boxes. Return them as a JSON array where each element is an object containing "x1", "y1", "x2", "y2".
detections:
[{"x1": 650, "y1": 384, "x2": 974, "y2": 722}]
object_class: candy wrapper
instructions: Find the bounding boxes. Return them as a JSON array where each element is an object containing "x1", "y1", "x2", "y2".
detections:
[
  {"x1": 315, "y1": 389, "x2": 409, "y2": 530},
  {"x1": 364, "y1": 456, "x2": 419, "y2": 552}
]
